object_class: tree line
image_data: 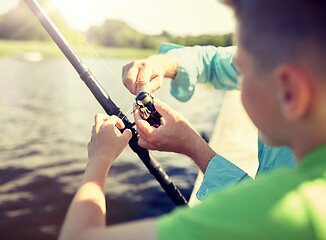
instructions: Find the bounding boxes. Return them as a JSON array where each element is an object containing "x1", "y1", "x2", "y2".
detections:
[{"x1": 0, "y1": 0, "x2": 233, "y2": 49}]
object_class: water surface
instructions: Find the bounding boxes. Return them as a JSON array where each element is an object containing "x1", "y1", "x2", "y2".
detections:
[{"x1": 0, "y1": 57, "x2": 224, "y2": 240}]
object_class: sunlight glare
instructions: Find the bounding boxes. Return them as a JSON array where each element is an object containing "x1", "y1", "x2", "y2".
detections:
[
  {"x1": 51, "y1": 0, "x2": 93, "y2": 30},
  {"x1": 49, "y1": 0, "x2": 235, "y2": 35}
]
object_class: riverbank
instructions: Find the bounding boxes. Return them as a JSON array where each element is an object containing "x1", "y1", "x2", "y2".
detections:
[{"x1": 0, "y1": 40, "x2": 157, "y2": 58}]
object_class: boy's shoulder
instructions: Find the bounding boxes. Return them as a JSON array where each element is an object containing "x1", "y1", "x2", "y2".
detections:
[{"x1": 158, "y1": 150, "x2": 326, "y2": 240}]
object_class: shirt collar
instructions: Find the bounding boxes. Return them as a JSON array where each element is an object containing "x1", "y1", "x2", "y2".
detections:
[{"x1": 299, "y1": 144, "x2": 326, "y2": 170}]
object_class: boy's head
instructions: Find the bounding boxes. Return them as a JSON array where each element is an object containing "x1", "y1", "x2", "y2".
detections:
[{"x1": 223, "y1": 0, "x2": 326, "y2": 157}]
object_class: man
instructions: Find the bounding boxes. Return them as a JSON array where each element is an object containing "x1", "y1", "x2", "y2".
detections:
[
  {"x1": 59, "y1": 0, "x2": 326, "y2": 239},
  {"x1": 122, "y1": 42, "x2": 296, "y2": 200}
]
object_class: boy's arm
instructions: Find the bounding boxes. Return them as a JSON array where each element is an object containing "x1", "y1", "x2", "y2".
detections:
[
  {"x1": 58, "y1": 115, "x2": 159, "y2": 240},
  {"x1": 59, "y1": 159, "x2": 158, "y2": 240}
]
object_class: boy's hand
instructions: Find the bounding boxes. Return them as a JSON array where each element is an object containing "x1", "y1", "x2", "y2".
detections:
[{"x1": 87, "y1": 114, "x2": 132, "y2": 167}]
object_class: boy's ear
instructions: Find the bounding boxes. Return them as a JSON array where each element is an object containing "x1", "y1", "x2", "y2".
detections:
[{"x1": 275, "y1": 65, "x2": 312, "y2": 122}]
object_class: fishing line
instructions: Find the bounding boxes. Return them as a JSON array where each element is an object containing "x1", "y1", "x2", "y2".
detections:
[
  {"x1": 121, "y1": 103, "x2": 136, "y2": 122},
  {"x1": 76, "y1": 31, "x2": 134, "y2": 118},
  {"x1": 77, "y1": 32, "x2": 116, "y2": 78}
]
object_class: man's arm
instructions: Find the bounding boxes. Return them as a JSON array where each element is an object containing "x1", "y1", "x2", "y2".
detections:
[
  {"x1": 159, "y1": 44, "x2": 239, "y2": 102},
  {"x1": 135, "y1": 98, "x2": 217, "y2": 173},
  {"x1": 122, "y1": 44, "x2": 239, "y2": 101},
  {"x1": 123, "y1": 45, "x2": 252, "y2": 197}
]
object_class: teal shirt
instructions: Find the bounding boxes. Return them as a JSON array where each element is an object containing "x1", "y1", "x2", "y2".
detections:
[
  {"x1": 158, "y1": 43, "x2": 296, "y2": 199},
  {"x1": 159, "y1": 43, "x2": 238, "y2": 102},
  {"x1": 157, "y1": 144, "x2": 326, "y2": 240}
]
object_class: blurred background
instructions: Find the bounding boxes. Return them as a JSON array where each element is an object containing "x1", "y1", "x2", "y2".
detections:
[{"x1": 0, "y1": 0, "x2": 234, "y2": 239}]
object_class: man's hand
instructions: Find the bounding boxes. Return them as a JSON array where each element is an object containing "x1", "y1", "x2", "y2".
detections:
[
  {"x1": 135, "y1": 98, "x2": 195, "y2": 153},
  {"x1": 134, "y1": 99, "x2": 216, "y2": 173},
  {"x1": 122, "y1": 54, "x2": 178, "y2": 95},
  {"x1": 87, "y1": 114, "x2": 132, "y2": 167}
]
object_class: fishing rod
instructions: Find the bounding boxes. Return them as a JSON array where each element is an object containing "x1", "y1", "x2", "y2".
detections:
[{"x1": 24, "y1": 0, "x2": 187, "y2": 206}]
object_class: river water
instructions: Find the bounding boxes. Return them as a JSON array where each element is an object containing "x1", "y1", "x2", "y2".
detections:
[{"x1": 0, "y1": 57, "x2": 224, "y2": 240}]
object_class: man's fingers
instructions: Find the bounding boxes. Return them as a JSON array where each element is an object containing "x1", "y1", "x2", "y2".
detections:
[
  {"x1": 123, "y1": 64, "x2": 139, "y2": 95},
  {"x1": 134, "y1": 108, "x2": 155, "y2": 137},
  {"x1": 142, "y1": 75, "x2": 162, "y2": 95},
  {"x1": 136, "y1": 63, "x2": 152, "y2": 93},
  {"x1": 122, "y1": 60, "x2": 163, "y2": 95},
  {"x1": 136, "y1": 119, "x2": 155, "y2": 137},
  {"x1": 135, "y1": 125, "x2": 147, "y2": 139},
  {"x1": 133, "y1": 107, "x2": 143, "y2": 122},
  {"x1": 138, "y1": 137, "x2": 152, "y2": 150},
  {"x1": 153, "y1": 98, "x2": 174, "y2": 121},
  {"x1": 148, "y1": 76, "x2": 163, "y2": 93}
]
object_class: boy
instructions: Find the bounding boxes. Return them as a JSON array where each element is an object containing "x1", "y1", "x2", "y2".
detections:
[{"x1": 59, "y1": 0, "x2": 326, "y2": 239}]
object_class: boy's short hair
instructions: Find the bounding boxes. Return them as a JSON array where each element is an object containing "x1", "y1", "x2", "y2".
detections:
[{"x1": 222, "y1": 0, "x2": 326, "y2": 75}]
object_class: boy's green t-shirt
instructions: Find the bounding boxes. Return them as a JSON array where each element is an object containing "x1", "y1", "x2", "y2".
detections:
[{"x1": 157, "y1": 145, "x2": 326, "y2": 240}]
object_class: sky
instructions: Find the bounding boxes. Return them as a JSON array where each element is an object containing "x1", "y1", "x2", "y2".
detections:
[{"x1": 0, "y1": 0, "x2": 235, "y2": 36}]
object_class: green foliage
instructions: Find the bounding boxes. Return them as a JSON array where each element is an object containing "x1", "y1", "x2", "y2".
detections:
[
  {"x1": 0, "y1": 0, "x2": 49, "y2": 41},
  {"x1": 140, "y1": 35, "x2": 161, "y2": 49},
  {"x1": 166, "y1": 33, "x2": 234, "y2": 47},
  {"x1": 86, "y1": 22, "x2": 233, "y2": 49},
  {"x1": 86, "y1": 19, "x2": 161, "y2": 49},
  {"x1": 0, "y1": 0, "x2": 83, "y2": 44},
  {"x1": 0, "y1": 0, "x2": 233, "y2": 50},
  {"x1": 92, "y1": 19, "x2": 142, "y2": 47}
]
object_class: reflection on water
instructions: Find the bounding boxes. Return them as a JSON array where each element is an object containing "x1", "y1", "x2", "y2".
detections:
[{"x1": 0, "y1": 57, "x2": 224, "y2": 240}]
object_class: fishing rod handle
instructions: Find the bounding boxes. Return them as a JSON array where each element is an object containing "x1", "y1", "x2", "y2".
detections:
[
  {"x1": 82, "y1": 74, "x2": 187, "y2": 206},
  {"x1": 129, "y1": 135, "x2": 188, "y2": 206}
]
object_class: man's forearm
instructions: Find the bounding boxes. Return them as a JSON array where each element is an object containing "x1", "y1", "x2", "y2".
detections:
[
  {"x1": 148, "y1": 54, "x2": 178, "y2": 79},
  {"x1": 182, "y1": 131, "x2": 217, "y2": 174},
  {"x1": 189, "y1": 143, "x2": 216, "y2": 174}
]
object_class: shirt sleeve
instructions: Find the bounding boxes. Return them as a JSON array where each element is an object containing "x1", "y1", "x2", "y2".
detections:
[
  {"x1": 196, "y1": 155, "x2": 253, "y2": 201},
  {"x1": 158, "y1": 43, "x2": 239, "y2": 102}
]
